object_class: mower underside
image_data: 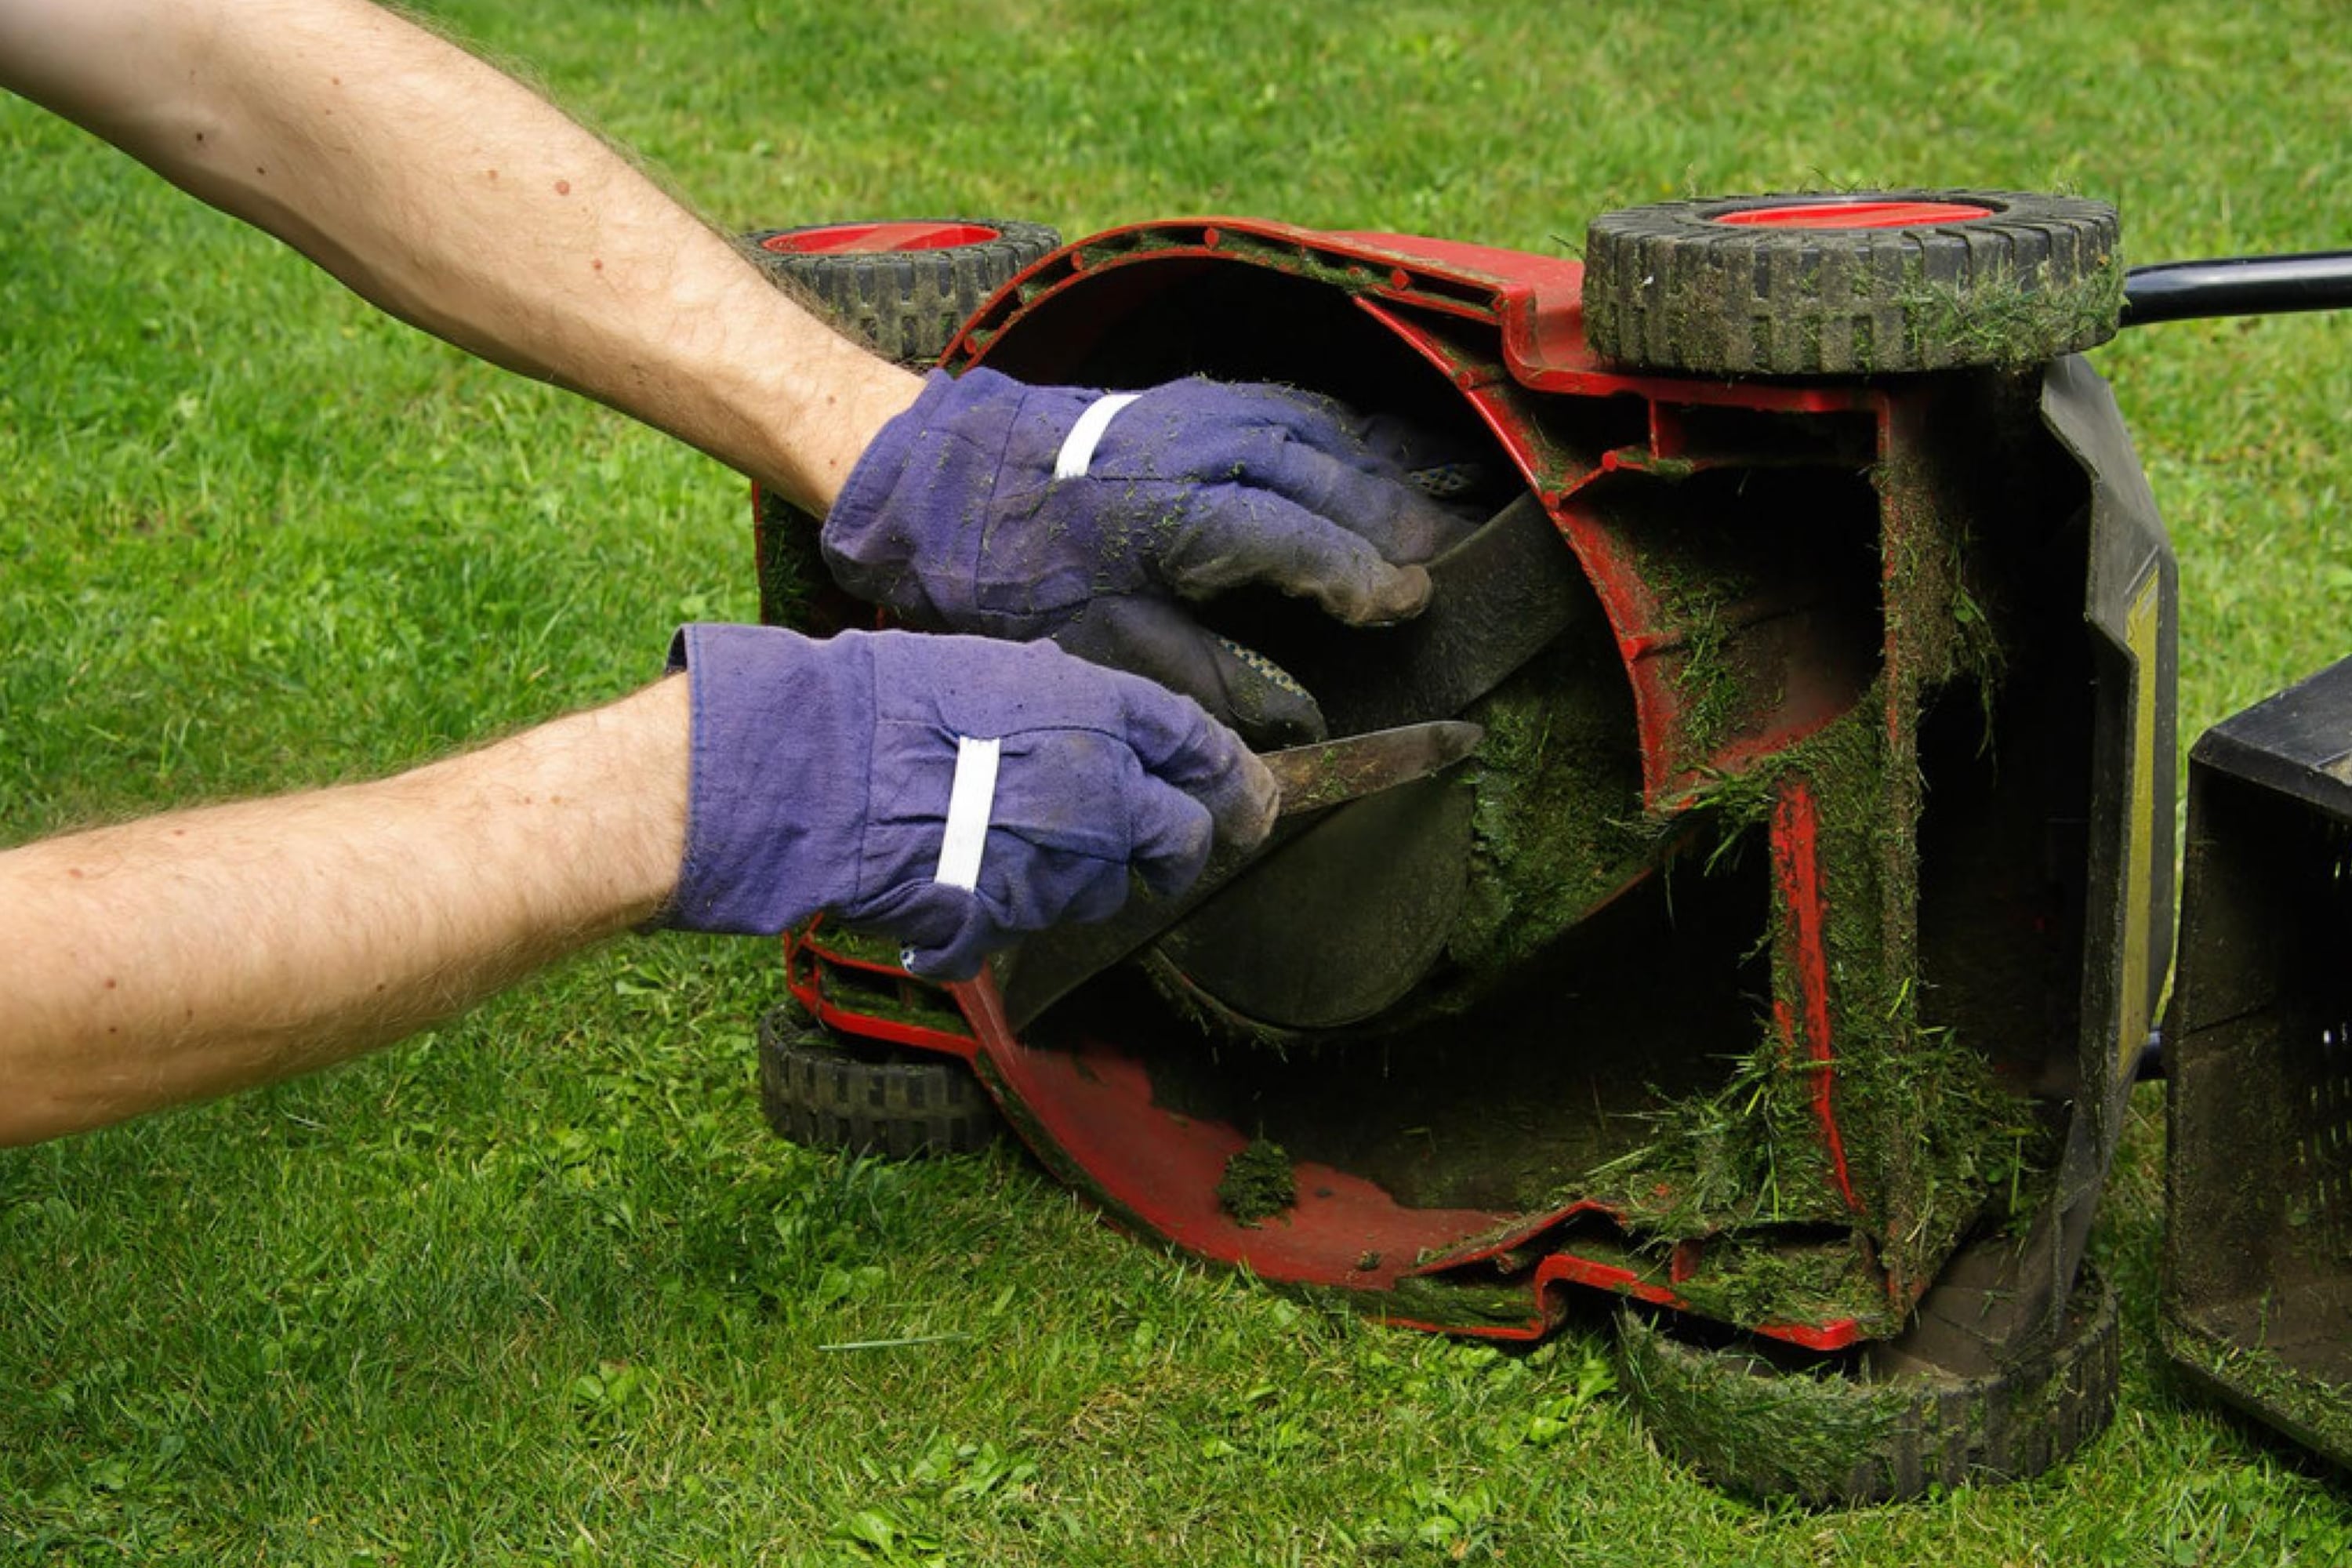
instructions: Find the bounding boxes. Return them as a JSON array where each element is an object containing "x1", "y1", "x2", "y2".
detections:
[{"x1": 778, "y1": 218, "x2": 2176, "y2": 1362}]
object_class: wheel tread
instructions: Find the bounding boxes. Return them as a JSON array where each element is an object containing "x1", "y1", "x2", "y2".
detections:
[
  {"x1": 756, "y1": 1004, "x2": 1004, "y2": 1157},
  {"x1": 1584, "y1": 189, "x2": 2122, "y2": 376},
  {"x1": 743, "y1": 219, "x2": 1062, "y2": 366},
  {"x1": 1614, "y1": 1265, "x2": 2122, "y2": 1505}
]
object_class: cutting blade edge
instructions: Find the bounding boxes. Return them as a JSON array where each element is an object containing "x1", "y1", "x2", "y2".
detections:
[{"x1": 1258, "y1": 719, "x2": 1485, "y2": 818}]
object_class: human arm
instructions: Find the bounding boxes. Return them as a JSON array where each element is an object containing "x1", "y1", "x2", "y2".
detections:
[
  {"x1": 0, "y1": 0, "x2": 1474, "y2": 736},
  {"x1": 0, "y1": 0, "x2": 916, "y2": 514},
  {"x1": 0, "y1": 631, "x2": 1273, "y2": 1148},
  {"x1": 0, "y1": 678, "x2": 691, "y2": 1145}
]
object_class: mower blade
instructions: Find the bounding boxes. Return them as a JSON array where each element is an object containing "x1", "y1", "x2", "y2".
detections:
[
  {"x1": 1254, "y1": 492, "x2": 1589, "y2": 735},
  {"x1": 996, "y1": 721, "x2": 1485, "y2": 1031},
  {"x1": 1261, "y1": 720, "x2": 1486, "y2": 818}
]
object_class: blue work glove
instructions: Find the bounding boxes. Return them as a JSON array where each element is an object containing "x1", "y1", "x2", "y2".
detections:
[
  {"x1": 660, "y1": 623, "x2": 1278, "y2": 979},
  {"x1": 821, "y1": 368, "x2": 1475, "y2": 746}
]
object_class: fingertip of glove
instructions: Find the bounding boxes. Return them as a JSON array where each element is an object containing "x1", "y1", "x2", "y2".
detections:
[
  {"x1": 901, "y1": 942, "x2": 983, "y2": 984},
  {"x1": 1234, "y1": 750, "x2": 1279, "y2": 848},
  {"x1": 1194, "y1": 705, "x2": 1280, "y2": 848},
  {"x1": 1134, "y1": 826, "x2": 1211, "y2": 900},
  {"x1": 1341, "y1": 561, "x2": 1432, "y2": 626}
]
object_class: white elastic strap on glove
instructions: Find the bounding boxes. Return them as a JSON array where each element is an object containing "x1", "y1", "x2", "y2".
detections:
[
  {"x1": 1053, "y1": 392, "x2": 1144, "y2": 481},
  {"x1": 932, "y1": 735, "x2": 1002, "y2": 892}
]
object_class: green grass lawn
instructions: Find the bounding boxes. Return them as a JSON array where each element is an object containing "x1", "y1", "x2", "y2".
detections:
[{"x1": 5, "y1": 0, "x2": 2350, "y2": 1561}]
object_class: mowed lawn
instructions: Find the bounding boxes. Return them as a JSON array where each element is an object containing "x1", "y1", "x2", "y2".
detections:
[{"x1": 4, "y1": 1, "x2": 2349, "y2": 1562}]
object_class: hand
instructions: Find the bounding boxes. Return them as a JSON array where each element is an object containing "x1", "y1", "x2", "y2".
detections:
[
  {"x1": 819, "y1": 368, "x2": 1475, "y2": 746},
  {"x1": 660, "y1": 625, "x2": 1278, "y2": 978}
]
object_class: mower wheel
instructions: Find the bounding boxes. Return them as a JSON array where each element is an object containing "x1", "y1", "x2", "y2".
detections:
[
  {"x1": 742, "y1": 218, "x2": 1061, "y2": 365},
  {"x1": 1582, "y1": 190, "x2": 2122, "y2": 376},
  {"x1": 1613, "y1": 1265, "x2": 2120, "y2": 1505},
  {"x1": 756, "y1": 1003, "x2": 1004, "y2": 1158}
]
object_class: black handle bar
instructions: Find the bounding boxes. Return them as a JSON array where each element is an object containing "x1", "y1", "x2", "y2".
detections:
[{"x1": 2122, "y1": 249, "x2": 2352, "y2": 326}]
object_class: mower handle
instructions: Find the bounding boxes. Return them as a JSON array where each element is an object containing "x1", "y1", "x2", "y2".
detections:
[{"x1": 2122, "y1": 249, "x2": 2352, "y2": 326}]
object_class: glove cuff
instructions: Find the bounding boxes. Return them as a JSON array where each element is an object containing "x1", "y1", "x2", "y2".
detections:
[
  {"x1": 661, "y1": 623, "x2": 874, "y2": 935},
  {"x1": 821, "y1": 366, "x2": 1123, "y2": 637},
  {"x1": 819, "y1": 367, "x2": 982, "y2": 626}
]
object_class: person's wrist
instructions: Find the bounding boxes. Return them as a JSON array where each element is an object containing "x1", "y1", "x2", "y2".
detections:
[
  {"x1": 733, "y1": 316, "x2": 924, "y2": 514},
  {"x1": 800, "y1": 357, "x2": 924, "y2": 512},
  {"x1": 822, "y1": 366, "x2": 961, "y2": 531},
  {"x1": 608, "y1": 675, "x2": 694, "y2": 924}
]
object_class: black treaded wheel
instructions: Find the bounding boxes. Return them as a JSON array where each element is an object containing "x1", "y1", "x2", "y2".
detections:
[
  {"x1": 741, "y1": 217, "x2": 1061, "y2": 366},
  {"x1": 1613, "y1": 1265, "x2": 2122, "y2": 1506},
  {"x1": 1582, "y1": 190, "x2": 2122, "y2": 376},
  {"x1": 756, "y1": 1003, "x2": 1004, "y2": 1158}
]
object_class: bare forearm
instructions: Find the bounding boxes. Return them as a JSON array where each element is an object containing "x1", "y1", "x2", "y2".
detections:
[
  {"x1": 0, "y1": 679, "x2": 689, "y2": 1145},
  {"x1": 0, "y1": 0, "x2": 917, "y2": 511}
]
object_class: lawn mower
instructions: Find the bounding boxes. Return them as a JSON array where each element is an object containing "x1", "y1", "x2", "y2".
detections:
[{"x1": 735, "y1": 195, "x2": 2352, "y2": 1503}]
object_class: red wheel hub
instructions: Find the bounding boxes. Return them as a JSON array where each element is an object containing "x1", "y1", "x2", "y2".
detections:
[
  {"x1": 759, "y1": 220, "x2": 1001, "y2": 254},
  {"x1": 1711, "y1": 199, "x2": 1999, "y2": 230}
]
